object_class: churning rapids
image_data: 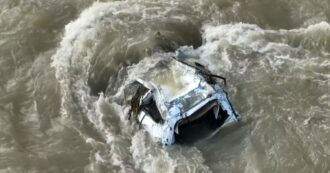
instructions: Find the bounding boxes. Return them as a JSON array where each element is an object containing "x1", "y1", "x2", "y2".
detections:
[{"x1": 1, "y1": 0, "x2": 330, "y2": 172}]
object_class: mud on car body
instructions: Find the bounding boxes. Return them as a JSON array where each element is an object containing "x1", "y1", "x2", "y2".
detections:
[{"x1": 125, "y1": 55, "x2": 240, "y2": 145}]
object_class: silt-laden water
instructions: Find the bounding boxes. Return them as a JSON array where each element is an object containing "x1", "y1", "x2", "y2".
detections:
[{"x1": 0, "y1": 0, "x2": 330, "y2": 172}]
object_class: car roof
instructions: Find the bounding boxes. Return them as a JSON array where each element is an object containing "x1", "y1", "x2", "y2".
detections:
[
  {"x1": 137, "y1": 59, "x2": 201, "y2": 101},
  {"x1": 136, "y1": 58, "x2": 216, "y2": 116}
]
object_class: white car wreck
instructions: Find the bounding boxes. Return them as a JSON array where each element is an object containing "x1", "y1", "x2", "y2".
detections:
[{"x1": 126, "y1": 55, "x2": 240, "y2": 145}]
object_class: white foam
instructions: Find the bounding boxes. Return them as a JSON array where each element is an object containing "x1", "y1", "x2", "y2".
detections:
[
  {"x1": 182, "y1": 21, "x2": 330, "y2": 79},
  {"x1": 198, "y1": 21, "x2": 330, "y2": 57},
  {"x1": 288, "y1": 21, "x2": 330, "y2": 35},
  {"x1": 130, "y1": 131, "x2": 211, "y2": 173},
  {"x1": 50, "y1": 0, "x2": 216, "y2": 172},
  {"x1": 201, "y1": 23, "x2": 266, "y2": 51},
  {"x1": 50, "y1": 0, "x2": 330, "y2": 170},
  {"x1": 50, "y1": 2, "x2": 138, "y2": 171}
]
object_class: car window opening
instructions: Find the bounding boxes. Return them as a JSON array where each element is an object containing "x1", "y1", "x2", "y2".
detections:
[
  {"x1": 174, "y1": 101, "x2": 230, "y2": 144},
  {"x1": 141, "y1": 98, "x2": 163, "y2": 123}
]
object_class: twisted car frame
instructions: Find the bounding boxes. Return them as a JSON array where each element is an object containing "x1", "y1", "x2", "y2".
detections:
[{"x1": 126, "y1": 55, "x2": 240, "y2": 145}]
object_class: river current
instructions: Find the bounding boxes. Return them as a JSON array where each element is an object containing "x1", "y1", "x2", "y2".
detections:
[{"x1": 0, "y1": 0, "x2": 330, "y2": 172}]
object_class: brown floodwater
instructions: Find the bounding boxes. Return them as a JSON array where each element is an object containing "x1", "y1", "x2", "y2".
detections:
[{"x1": 0, "y1": 0, "x2": 329, "y2": 172}]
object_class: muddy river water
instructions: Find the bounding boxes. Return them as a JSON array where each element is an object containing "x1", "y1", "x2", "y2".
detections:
[{"x1": 0, "y1": 0, "x2": 329, "y2": 172}]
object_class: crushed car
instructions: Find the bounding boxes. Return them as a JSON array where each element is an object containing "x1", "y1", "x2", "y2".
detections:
[{"x1": 125, "y1": 53, "x2": 240, "y2": 145}]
